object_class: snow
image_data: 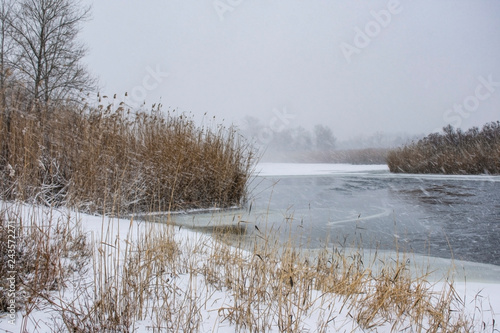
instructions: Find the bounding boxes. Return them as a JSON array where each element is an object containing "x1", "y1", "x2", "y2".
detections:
[
  {"x1": 2, "y1": 162, "x2": 500, "y2": 332},
  {"x1": 256, "y1": 163, "x2": 389, "y2": 177},
  {"x1": 2, "y1": 202, "x2": 499, "y2": 332},
  {"x1": 256, "y1": 162, "x2": 500, "y2": 182}
]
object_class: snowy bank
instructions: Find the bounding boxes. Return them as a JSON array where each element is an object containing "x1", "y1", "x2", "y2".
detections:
[
  {"x1": 256, "y1": 163, "x2": 389, "y2": 177},
  {"x1": 1, "y1": 202, "x2": 499, "y2": 332}
]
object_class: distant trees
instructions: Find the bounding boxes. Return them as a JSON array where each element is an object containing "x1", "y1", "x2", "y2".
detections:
[
  {"x1": 0, "y1": 0, "x2": 94, "y2": 113},
  {"x1": 292, "y1": 126, "x2": 313, "y2": 151},
  {"x1": 335, "y1": 131, "x2": 419, "y2": 150},
  {"x1": 314, "y1": 124, "x2": 336, "y2": 151},
  {"x1": 240, "y1": 117, "x2": 336, "y2": 152}
]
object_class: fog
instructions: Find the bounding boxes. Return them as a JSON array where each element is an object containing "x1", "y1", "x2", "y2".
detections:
[{"x1": 81, "y1": 0, "x2": 500, "y2": 141}]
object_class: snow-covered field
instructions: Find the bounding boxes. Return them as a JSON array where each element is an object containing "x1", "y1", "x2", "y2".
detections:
[
  {"x1": 256, "y1": 163, "x2": 389, "y2": 177},
  {"x1": 2, "y1": 205, "x2": 499, "y2": 332},
  {"x1": 256, "y1": 162, "x2": 500, "y2": 182},
  {"x1": 1, "y1": 163, "x2": 499, "y2": 332}
]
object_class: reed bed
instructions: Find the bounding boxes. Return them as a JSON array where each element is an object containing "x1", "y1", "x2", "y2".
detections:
[
  {"x1": 0, "y1": 96, "x2": 493, "y2": 331},
  {"x1": 263, "y1": 148, "x2": 389, "y2": 164},
  {"x1": 1, "y1": 203, "x2": 491, "y2": 332},
  {"x1": 0, "y1": 100, "x2": 255, "y2": 214},
  {"x1": 387, "y1": 122, "x2": 500, "y2": 175}
]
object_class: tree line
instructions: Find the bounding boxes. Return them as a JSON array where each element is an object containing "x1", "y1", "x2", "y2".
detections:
[{"x1": 241, "y1": 115, "x2": 337, "y2": 152}]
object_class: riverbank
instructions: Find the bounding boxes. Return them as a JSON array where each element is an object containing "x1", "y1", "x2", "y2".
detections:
[
  {"x1": 261, "y1": 148, "x2": 389, "y2": 165},
  {"x1": 387, "y1": 122, "x2": 500, "y2": 175},
  {"x1": 2, "y1": 199, "x2": 498, "y2": 332},
  {"x1": 0, "y1": 105, "x2": 255, "y2": 214}
]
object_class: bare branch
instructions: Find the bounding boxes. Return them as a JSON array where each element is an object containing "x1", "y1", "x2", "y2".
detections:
[{"x1": 5, "y1": 0, "x2": 94, "y2": 108}]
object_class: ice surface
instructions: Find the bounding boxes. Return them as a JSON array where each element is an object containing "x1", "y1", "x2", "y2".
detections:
[{"x1": 2, "y1": 182, "x2": 499, "y2": 332}]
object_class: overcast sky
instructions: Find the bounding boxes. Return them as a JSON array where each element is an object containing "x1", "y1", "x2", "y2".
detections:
[{"x1": 81, "y1": 0, "x2": 500, "y2": 140}]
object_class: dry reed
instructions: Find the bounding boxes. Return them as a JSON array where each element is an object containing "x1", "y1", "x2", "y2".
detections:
[
  {"x1": 1, "y1": 203, "x2": 489, "y2": 332},
  {"x1": 0, "y1": 100, "x2": 255, "y2": 214},
  {"x1": 387, "y1": 123, "x2": 500, "y2": 175},
  {"x1": 0, "y1": 202, "x2": 90, "y2": 331}
]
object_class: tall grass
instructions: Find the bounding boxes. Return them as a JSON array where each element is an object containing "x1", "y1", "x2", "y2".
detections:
[
  {"x1": 0, "y1": 91, "x2": 493, "y2": 331},
  {"x1": 0, "y1": 203, "x2": 90, "y2": 331},
  {"x1": 0, "y1": 100, "x2": 255, "y2": 214},
  {"x1": 387, "y1": 122, "x2": 500, "y2": 174},
  {"x1": 205, "y1": 222, "x2": 476, "y2": 332},
  {"x1": 2, "y1": 196, "x2": 492, "y2": 332},
  {"x1": 269, "y1": 148, "x2": 389, "y2": 164}
]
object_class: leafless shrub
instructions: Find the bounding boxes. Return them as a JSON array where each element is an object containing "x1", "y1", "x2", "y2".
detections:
[{"x1": 387, "y1": 122, "x2": 500, "y2": 174}]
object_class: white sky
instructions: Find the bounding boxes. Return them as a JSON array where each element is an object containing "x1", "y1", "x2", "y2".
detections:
[{"x1": 81, "y1": 0, "x2": 500, "y2": 140}]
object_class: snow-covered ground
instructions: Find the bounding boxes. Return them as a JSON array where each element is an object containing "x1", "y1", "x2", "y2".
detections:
[
  {"x1": 256, "y1": 163, "x2": 389, "y2": 177},
  {"x1": 1, "y1": 163, "x2": 499, "y2": 332},
  {"x1": 2, "y1": 205, "x2": 499, "y2": 332}
]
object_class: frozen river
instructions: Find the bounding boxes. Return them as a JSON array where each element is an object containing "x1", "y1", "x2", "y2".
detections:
[
  {"x1": 250, "y1": 163, "x2": 500, "y2": 268},
  {"x1": 169, "y1": 163, "x2": 500, "y2": 276}
]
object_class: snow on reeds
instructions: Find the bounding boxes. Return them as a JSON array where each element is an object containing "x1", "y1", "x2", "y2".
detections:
[
  {"x1": 1, "y1": 99, "x2": 498, "y2": 331},
  {"x1": 0, "y1": 102, "x2": 255, "y2": 214},
  {"x1": 387, "y1": 122, "x2": 500, "y2": 175},
  {"x1": 2, "y1": 202, "x2": 495, "y2": 332}
]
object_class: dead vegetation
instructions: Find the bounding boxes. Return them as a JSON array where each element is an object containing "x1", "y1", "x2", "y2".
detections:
[
  {"x1": 0, "y1": 203, "x2": 90, "y2": 331},
  {"x1": 387, "y1": 122, "x2": 500, "y2": 175},
  {"x1": 263, "y1": 148, "x2": 389, "y2": 164},
  {"x1": 0, "y1": 98, "x2": 255, "y2": 214},
  {"x1": 0, "y1": 89, "x2": 493, "y2": 332},
  {"x1": 0, "y1": 201, "x2": 493, "y2": 332}
]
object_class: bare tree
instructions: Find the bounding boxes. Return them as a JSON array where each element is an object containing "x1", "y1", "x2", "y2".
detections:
[
  {"x1": 0, "y1": 0, "x2": 16, "y2": 164},
  {"x1": 8, "y1": 0, "x2": 94, "y2": 109},
  {"x1": 0, "y1": 0, "x2": 15, "y2": 107},
  {"x1": 314, "y1": 124, "x2": 336, "y2": 151}
]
